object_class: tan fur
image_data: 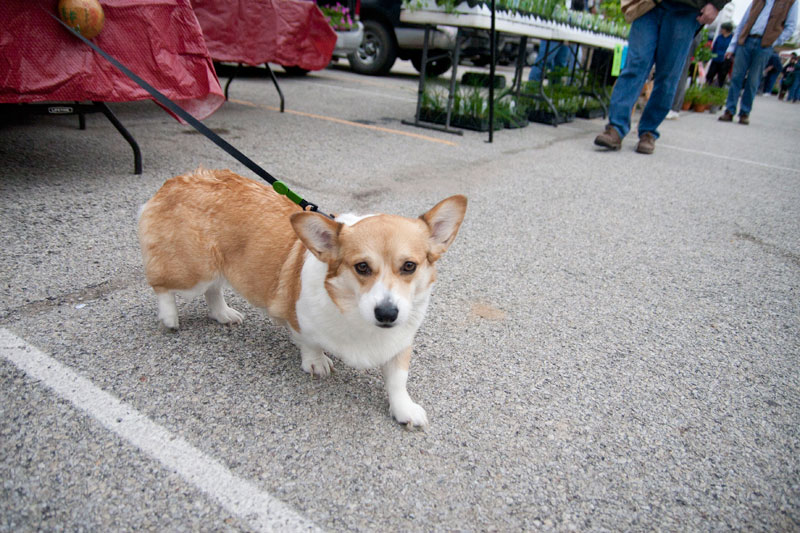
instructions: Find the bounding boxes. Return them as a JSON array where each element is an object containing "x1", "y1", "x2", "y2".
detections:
[
  {"x1": 310, "y1": 215, "x2": 437, "y2": 311},
  {"x1": 632, "y1": 79, "x2": 655, "y2": 118},
  {"x1": 138, "y1": 168, "x2": 306, "y2": 330}
]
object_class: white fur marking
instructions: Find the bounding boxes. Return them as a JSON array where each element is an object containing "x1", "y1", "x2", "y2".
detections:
[{"x1": 295, "y1": 251, "x2": 431, "y2": 370}]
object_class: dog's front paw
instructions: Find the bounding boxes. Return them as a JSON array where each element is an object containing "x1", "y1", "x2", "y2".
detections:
[
  {"x1": 301, "y1": 353, "x2": 334, "y2": 378},
  {"x1": 391, "y1": 400, "x2": 428, "y2": 428}
]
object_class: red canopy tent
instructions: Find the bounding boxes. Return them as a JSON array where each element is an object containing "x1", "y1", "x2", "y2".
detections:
[
  {"x1": 190, "y1": 0, "x2": 337, "y2": 71},
  {"x1": 0, "y1": 0, "x2": 224, "y2": 117},
  {"x1": 190, "y1": 0, "x2": 337, "y2": 108},
  {"x1": 0, "y1": 0, "x2": 225, "y2": 173}
]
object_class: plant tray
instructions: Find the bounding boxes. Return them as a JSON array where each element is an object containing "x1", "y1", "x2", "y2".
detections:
[
  {"x1": 461, "y1": 72, "x2": 507, "y2": 89},
  {"x1": 528, "y1": 110, "x2": 574, "y2": 124},
  {"x1": 418, "y1": 107, "x2": 446, "y2": 125},
  {"x1": 451, "y1": 115, "x2": 505, "y2": 131},
  {"x1": 505, "y1": 115, "x2": 529, "y2": 129},
  {"x1": 576, "y1": 107, "x2": 605, "y2": 119},
  {"x1": 419, "y1": 107, "x2": 504, "y2": 131}
]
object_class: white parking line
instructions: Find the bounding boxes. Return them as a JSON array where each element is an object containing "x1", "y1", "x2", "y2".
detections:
[
  {"x1": 659, "y1": 144, "x2": 800, "y2": 173},
  {"x1": 0, "y1": 328, "x2": 320, "y2": 533}
]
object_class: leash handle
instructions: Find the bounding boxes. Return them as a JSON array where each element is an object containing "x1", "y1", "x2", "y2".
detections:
[{"x1": 45, "y1": 8, "x2": 325, "y2": 216}]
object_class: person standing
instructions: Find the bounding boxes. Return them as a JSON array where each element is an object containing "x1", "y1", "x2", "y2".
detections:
[
  {"x1": 594, "y1": 0, "x2": 729, "y2": 155},
  {"x1": 761, "y1": 50, "x2": 784, "y2": 93},
  {"x1": 787, "y1": 54, "x2": 800, "y2": 101},
  {"x1": 706, "y1": 22, "x2": 734, "y2": 86},
  {"x1": 528, "y1": 0, "x2": 589, "y2": 82},
  {"x1": 718, "y1": 0, "x2": 798, "y2": 124},
  {"x1": 779, "y1": 53, "x2": 798, "y2": 98}
]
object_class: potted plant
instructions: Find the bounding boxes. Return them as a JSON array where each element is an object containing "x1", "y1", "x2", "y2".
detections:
[
  {"x1": 495, "y1": 96, "x2": 529, "y2": 128},
  {"x1": 419, "y1": 83, "x2": 448, "y2": 124},
  {"x1": 692, "y1": 85, "x2": 712, "y2": 112},
  {"x1": 707, "y1": 85, "x2": 728, "y2": 113},
  {"x1": 576, "y1": 95, "x2": 604, "y2": 119},
  {"x1": 451, "y1": 85, "x2": 504, "y2": 131},
  {"x1": 682, "y1": 84, "x2": 700, "y2": 111}
]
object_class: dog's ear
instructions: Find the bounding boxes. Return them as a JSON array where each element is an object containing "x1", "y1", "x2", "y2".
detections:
[
  {"x1": 291, "y1": 212, "x2": 343, "y2": 263},
  {"x1": 420, "y1": 195, "x2": 467, "y2": 262}
]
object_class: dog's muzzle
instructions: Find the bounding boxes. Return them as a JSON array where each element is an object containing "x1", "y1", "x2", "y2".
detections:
[{"x1": 374, "y1": 300, "x2": 399, "y2": 327}]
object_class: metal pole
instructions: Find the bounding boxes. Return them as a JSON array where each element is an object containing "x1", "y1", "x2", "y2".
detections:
[{"x1": 488, "y1": 0, "x2": 496, "y2": 143}]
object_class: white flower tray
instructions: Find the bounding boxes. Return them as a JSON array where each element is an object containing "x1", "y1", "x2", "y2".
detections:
[{"x1": 400, "y1": 1, "x2": 626, "y2": 50}]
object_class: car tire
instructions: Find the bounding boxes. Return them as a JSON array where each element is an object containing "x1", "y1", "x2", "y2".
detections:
[
  {"x1": 409, "y1": 51, "x2": 452, "y2": 77},
  {"x1": 347, "y1": 19, "x2": 397, "y2": 76}
]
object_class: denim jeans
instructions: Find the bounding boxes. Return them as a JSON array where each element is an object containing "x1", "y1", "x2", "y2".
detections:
[
  {"x1": 762, "y1": 69, "x2": 780, "y2": 94},
  {"x1": 788, "y1": 74, "x2": 800, "y2": 101},
  {"x1": 726, "y1": 36, "x2": 772, "y2": 115},
  {"x1": 607, "y1": 1, "x2": 700, "y2": 139},
  {"x1": 528, "y1": 41, "x2": 579, "y2": 82}
]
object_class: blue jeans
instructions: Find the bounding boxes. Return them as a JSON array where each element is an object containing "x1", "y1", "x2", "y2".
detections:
[
  {"x1": 607, "y1": 1, "x2": 700, "y2": 139},
  {"x1": 789, "y1": 75, "x2": 800, "y2": 101},
  {"x1": 726, "y1": 36, "x2": 772, "y2": 115},
  {"x1": 528, "y1": 41, "x2": 579, "y2": 82},
  {"x1": 762, "y1": 69, "x2": 780, "y2": 94}
]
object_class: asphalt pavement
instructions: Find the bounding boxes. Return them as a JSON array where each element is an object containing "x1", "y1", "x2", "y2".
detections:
[{"x1": 2, "y1": 59, "x2": 799, "y2": 532}]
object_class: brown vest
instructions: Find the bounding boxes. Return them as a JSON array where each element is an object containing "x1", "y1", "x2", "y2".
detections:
[{"x1": 737, "y1": 0, "x2": 798, "y2": 47}]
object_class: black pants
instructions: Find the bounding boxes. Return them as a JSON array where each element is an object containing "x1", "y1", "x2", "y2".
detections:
[{"x1": 706, "y1": 59, "x2": 731, "y2": 87}]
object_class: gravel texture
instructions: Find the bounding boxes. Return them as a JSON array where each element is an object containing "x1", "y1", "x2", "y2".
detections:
[{"x1": 1, "y1": 60, "x2": 798, "y2": 531}]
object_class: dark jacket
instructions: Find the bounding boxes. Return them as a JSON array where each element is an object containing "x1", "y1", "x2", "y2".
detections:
[
  {"x1": 711, "y1": 33, "x2": 733, "y2": 62},
  {"x1": 671, "y1": 0, "x2": 731, "y2": 14}
]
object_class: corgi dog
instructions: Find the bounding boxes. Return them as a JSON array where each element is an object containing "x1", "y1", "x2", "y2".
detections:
[{"x1": 138, "y1": 168, "x2": 466, "y2": 427}]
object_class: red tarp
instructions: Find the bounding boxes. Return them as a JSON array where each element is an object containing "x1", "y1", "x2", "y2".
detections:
[
  {"x1": 0, "y1": 0, "x2": 224, "y2": 120},
  {"x1": 190, "y1": 0, "x2": 337, "y2": 71}
]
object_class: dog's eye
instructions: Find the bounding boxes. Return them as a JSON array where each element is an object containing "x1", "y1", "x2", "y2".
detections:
[
  {"x1": 354, "y1": 262, "x2": 372, "y2": 276},
  {"x1": 401, "y1": 261, "x2": 417, "y2": 274}
]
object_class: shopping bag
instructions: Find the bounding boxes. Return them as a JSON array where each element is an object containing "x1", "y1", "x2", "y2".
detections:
[{"x1": 621, "y1": 0, "x2": 657, "y2": 22}]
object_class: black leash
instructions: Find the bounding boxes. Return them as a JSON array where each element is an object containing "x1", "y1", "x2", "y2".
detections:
[{"x1": 46, "y1": 9, "x2": 329, "y2": 217}]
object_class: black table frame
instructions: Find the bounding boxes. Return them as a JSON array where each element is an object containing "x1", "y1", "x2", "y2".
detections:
[{"x1": 3, "y1": 101, "x2": 142, "y2": 174}]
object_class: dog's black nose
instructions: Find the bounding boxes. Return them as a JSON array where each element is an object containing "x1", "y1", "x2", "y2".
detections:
[{"x1": 374, "y1": 301, "x2": 399, "y2": 325}]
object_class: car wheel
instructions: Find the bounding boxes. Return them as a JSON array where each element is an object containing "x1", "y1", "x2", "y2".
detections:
[
  {"x1": 410, "y1": 51, "x2": 452, "y2": 77},
  {"x1": 347, "y1": 20, "x2": 397, "y2": 76}
]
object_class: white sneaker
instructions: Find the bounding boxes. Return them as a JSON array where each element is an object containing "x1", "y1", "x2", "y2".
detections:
[{"x1": 665, "y1": 110, "x2": 680, "y2": 120}]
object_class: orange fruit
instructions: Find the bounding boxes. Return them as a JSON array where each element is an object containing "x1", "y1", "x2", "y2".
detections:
[{"x1": 58, "y1": 0, "x2": 105, "y2": 39}]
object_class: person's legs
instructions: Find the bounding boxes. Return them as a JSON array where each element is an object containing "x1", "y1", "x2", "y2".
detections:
[
  {"x1": 720, "y1": 58, "x2": 732, "y2": 86},
  {"x1": 726, "y1": 39, "x2": 756, "y2": 114},
  {"x1": 789, "y1": 75, "x2": 800, "y2": 101},
  {"x1": 529, "y1": 40, "x2": 559, "y2": 81},
  {"x1": 671, "y1": 41, "x2": 695, "y2": 111},
  {"x1": 637, "y1": 3, "x2": 699, "y2": 138},
  {"x1": 554, "y1": 43, "x2": 571, "y2": 69},
  {"x1": 739, "y1": 45, "x2": 772, "y2": 115},
  {"x1": 763, "y1": 70, "x2": 779, "y2": 94},
  {"x1": 706, "y1": 61, "x2": 722, "y2": 86},
  {"x1": 606, "y1": 8, "x2": 660, "y2": 138}
]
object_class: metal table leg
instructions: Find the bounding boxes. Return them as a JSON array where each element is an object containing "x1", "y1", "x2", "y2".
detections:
[
  {"x1": 224, "y1": 63, "x2": 241, "y2": 101},
  {"x1": 402, "y1": 25, "x2": 463, "y2": 136},
  {"x1": 94, "y1": 101, "x2": 142, "y2": 174},
  {"x1": 264, "y1": 63, "x2": 285, "y2": 113},
  {"x1": 2, "y1": 102, "x2": 142, "y2": 174}
]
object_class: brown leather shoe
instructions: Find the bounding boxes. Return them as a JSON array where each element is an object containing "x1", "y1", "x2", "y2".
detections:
[
  {"x1": 739, "y1": 113, "x2": 750, "y2": 125},
  {"x1": 636, "y1": 132, "x2": 656, "y2": 154},
  {"x1": 718, "y1": 110, "x2": 734, "y2": 122},
  {"x1": 594, "y1": 125, "x2": 621, "y2": 150}
]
